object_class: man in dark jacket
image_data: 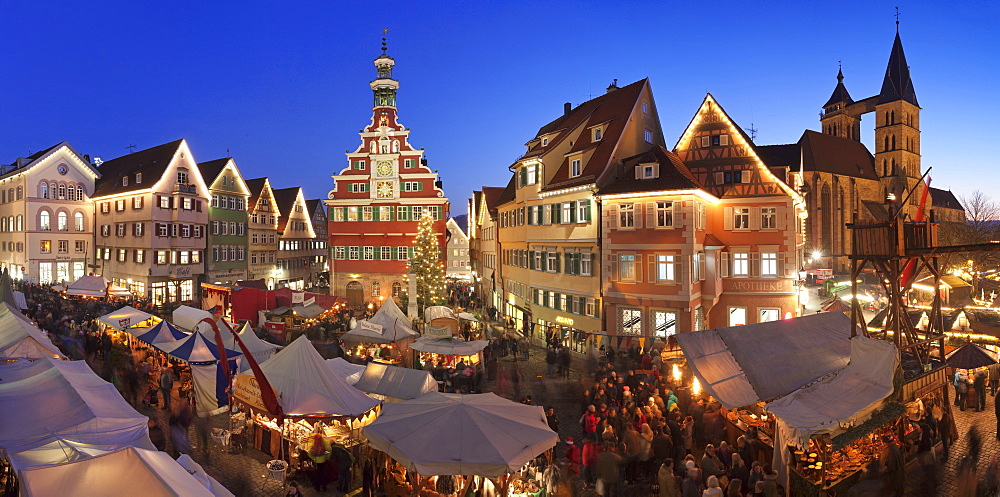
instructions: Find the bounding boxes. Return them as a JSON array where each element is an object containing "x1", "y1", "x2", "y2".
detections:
[{"x1": 974, "y1": 369, "x2": 988, "y2": 411}]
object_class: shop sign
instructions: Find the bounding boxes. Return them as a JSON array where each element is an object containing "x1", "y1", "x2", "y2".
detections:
[
  {"x1": 360, "y1": 320, "x2": 383, "y2": 333},
  {"x1": 264, "y1": 321, "x2": 286, "y2": 341},
  {"x1": 726, "y1": 278, "x2": 794, "y2": 293},
  {"x1": 175, "y1": 266, "x2": 192, "y2": 277},
  {"x1": 292, "y1": 292, "x2": 305, "y2": 304},
  {"x1": 234, "y1": 374, "x2": 278, "y2": 414},
  {"x1": 555, "y1": 316, "x2": 575, "y2": 326},
  {"x1": 304, "y1": 296, "x2": 316, "y2": 307},
  {"x1": 424, "y1": 325, "x2": 452, "y2": 338}
]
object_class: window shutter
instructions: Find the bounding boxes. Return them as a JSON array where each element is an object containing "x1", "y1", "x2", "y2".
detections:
[
  {"x1": 564, "y1": 253, "x2": 571, "y2": 274},
  {"x1": 570, "y1": 202, "x2": 577, "y2": 223},
  {"x1": 196, "y1": 200, "x2": 202, "y2": 212},
  {"x1": 648, "y1": 254, "x2": 657, "y2": 282},
  {"x1": 750, "y1": 252, "x2": 761, "y2": 277},
  {"x1": 574, "y1": 253, "x2": 581, "y2": 275},
  {"x1": 169, "y1": 197, "x2": 175, "y2": 209},
  {"x1": 750, "y1": 207, "x2": 761, "y2": 230},
  {"x1": 646, "y1": 202, "x2": 656, "y2": 227},
  {"x1": 634, "y1": 204, "x2": 643, "y2": 229},
  {"x1": 529, "y1": 251, "x2": 536, "y2": 270},
  {"x1": 374, "y1": 247, "x2": 381, "y2": 260},
  {"x1": 519, "y1": 167, "x2": 527, "y2": 187},
  {"x1": 720, "y1": 134, "x2": 729, "y2": 146},
  {"x1": 724, "y1": 207, "x2": 734, "y2": 230},
  {"x1": 721, "y1": 252, "x2": 731, "y2": 278},
  {"x1": 609, "y1": 205, "x2": 618, "y2": 229},
  {"x1": 778, "y1": 253, "x2": 788, "y2": 278},
  {"x1": 634, "y1": 166, "x2": 641, "y2": 179},
  {"x1": 541, "y1": 251, "x2": 548, "y2": 271},
  {"x1": 552, "y1": 204, "x2": 561, "y2": 224},
  {"x1": 581, "y1": 199, "x2": 591, "y2": 222},
  {"x1": 701, "y1": 136, "x2": 710, "y2": 147},
  {"x1": 357, "y1": 206, "x2": 363, "y2": 220},
  {"x1": 714, "y1": 172, "x2": 724, "y2": 185},
  {"x1": 699, "y1": 253, "x2": 707, "y2": 281},
  {"x1": 528, "y1": 206, "x2": 535, "y2": 225},
  {"x1": 554, "y1": 253, "x2": 560, "y2": 273},
  {"x1": 594, "y1": 299, "x2": 601, "y2": 318},
  {"x1": 777, "y1": 205, "x2": 787, "y2": 231}
]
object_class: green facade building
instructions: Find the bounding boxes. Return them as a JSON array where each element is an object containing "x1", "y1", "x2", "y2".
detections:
[{"x1": 199, "y1": 158, "x2": 250, "y2": 285}]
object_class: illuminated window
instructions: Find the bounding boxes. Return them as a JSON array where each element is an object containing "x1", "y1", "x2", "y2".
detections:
[
  {"x1": 39, "y1": 211, "x2": 51, "y2": 231},
  {"x1": 733, "y1": 208, "x2": 750, "y2": 230},
  {"x1": 618, "y1": 203, "x2": 634, "y2": 228},
  {"x1": 729, "y1": 307, "x2": 747, "y2": 326},
  {"x1": 619, "y1": 254, "x2": 636, "y2": 280},
  {"x1": 761, "y1": 253, "x2": 778, "y2": 277},
  {"x1": 40, "y1": 240, "x2": 51, "y2": 253},
  {"x1": 761, "y1": 207, "x2": 776, "y2": 229},
  {"x1": 618, "y1": 307, "x2": 642, "y2": 335},
  {"x1": 656, "y1": 202, "x2": 673, "y2": 227},
  {"x1": 656, "y1": 255, "x2": 675, "y2": 282},
  {"x1": 759, "y1": 308, "x2": 780, "y2": 323},
  {"x1": 57, "y1": 212, "x2": 68, "y2": 231},
  {"x1": 653, "y1": 310, "x2": 677, "y2": 338},
  {"x1": 732, "y1": 252, "x2": 749, "y2": 276}
]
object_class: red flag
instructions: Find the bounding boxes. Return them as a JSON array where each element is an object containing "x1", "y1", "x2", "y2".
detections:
[
  {"x1": 202, "y1": 318, "x2": 284, "y2": 422},
  {"x1": 900, "y1": 177, "x2": 931, "y2": 289}
]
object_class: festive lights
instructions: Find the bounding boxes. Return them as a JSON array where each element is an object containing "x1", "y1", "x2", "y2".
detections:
[{"x1": 408, "y1": 214, "x2": 446, "y2": 310}]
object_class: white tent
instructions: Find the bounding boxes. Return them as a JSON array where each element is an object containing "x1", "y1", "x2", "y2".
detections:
[
  {"x1": 362, "y1": 392, "x2": 558, "y2": 476},
  {"x1": 342, "y1": 298, "x2": 418, "y2": 344},
  {"x1": 457, "y1": 312, "x2": 479, "y2": 322},
  {"x1": 98, "y1": 306, "x2": 157, "y2": 331},
  {"x1": 64, "y1": 275, "x2": 131, "y2": 297},
  {"x1": 235, "y1": 335, "x2": 379, "y2": 418},
  {"x1": 19, "y1": 446, "x2": 215, "y2": 497},
  {"x1": 327, "y1": 357, "x2": 366, "y2": 385},
  {"x1": 199, "y1": 321, "x2": 281, "y2": 371},
  {"x1": 423, "y1": 306, "x2": 456, "y2": 322},
  {"x1": 410, "y1": 337, "x2": 488, "y2": 356},
  {"x1": 173, "y1": 305, "x2": 215, "y2": 333},
  {"x1": 354, "y1": 362, "x2": 438, "y2": 402},
  {"x1": 673, "y1": 312, "x2": 856, "y2": 409},
  {"x1": 0, "y1": 359, "x2": 152, "y2": 468},
  {"x1": 0, "y1": 302, "x2": 65, "y2": 361},
  {"x1": 177, "y1": 454, "x2": 237, "y2": 497}
]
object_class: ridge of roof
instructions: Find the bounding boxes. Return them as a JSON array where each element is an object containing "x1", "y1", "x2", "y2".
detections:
[
  {"x1": 878, "y1": 32, "x2": 919, "y2": 106},
  {"x1": 598, "y1": 146, "x2": 702, "y2": 196},
  {"x1": 272, "y1": 186, "x2": 303, "y2": 217},
  {"x1": 481, "y1": 186, "x2": 506, "y2": 214},
  {"x1": 93, "y1": 139, "x2": 185, "y2": 198},
  {"x1": 197, "y1": 158, "x2": 230, "y2": 185}
]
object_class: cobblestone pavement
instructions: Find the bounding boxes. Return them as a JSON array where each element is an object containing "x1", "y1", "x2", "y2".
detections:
[{"x1": 927, "y1": 394, "x2": 999, "y2": 497}]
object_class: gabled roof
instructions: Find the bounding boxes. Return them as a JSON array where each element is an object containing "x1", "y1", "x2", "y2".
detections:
[
  {"x1": 272, "y1": 186, "x2": 303, "y2": 232},
  {"x1": 930, "y1": 187, "x2": 962, "y2": 210},
  {"x1": 823, "y1": 69, "x2": 855, "y2": 108},
  {"x1": 452, "y1": 214, "x2": 468, "y2": 234},
  {"x1": 305, "y1": 199, "x2": 326, "y2": 218},
  {"x1": 798, "y1": 130, "x2": 878, "y2": 180},
  {"x1": 93, "y1": 139, "x2": 184, "y2": 197},
  {"x1": 481, "y1": 186, "x2": 506, "y2": 215},
  {"x1": 2, "y1": 143, "x2": 61, "y2": 172},
  {"x1": 245, "y1": 177, "x2": 269, "y2": 207},
  {"x1": 599, "y1": 146, "x2": 702, "y2": 196},
  {"x1": 538, "y1": 79, "x2": 651, "y2": 192},
  {"x1": 197, "y1": 158, "x2": 230, "y2": 185},
  {"x1": 878, "y1": 32, "x2": 919, "y2": 106},
  {"x1": 1, "y1": 142, "x2": 99, "y2": 181}
]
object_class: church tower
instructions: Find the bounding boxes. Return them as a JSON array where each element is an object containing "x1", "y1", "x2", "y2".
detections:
[
  {"x1": 820, "y1": 67, "x2": 861, "y2": 141},
  {"x1": 874, "y1": 30, "x2": 923, "y2": 210}
]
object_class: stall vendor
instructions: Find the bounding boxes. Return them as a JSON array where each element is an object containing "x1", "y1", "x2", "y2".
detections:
[{"x1": 304, "y1": 432, "x2": 336, "y2": 492}]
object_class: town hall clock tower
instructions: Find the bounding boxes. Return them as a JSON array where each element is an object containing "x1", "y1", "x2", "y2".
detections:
[{"x1": 326, "y1": 38, "x2": 450, "y2": 308}]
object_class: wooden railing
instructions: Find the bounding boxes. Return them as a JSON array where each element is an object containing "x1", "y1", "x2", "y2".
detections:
[{"x1": 848, "y1": 220, "x2": 936, "y2": 258}]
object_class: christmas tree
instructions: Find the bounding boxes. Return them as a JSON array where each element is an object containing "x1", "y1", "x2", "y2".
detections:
[{"x1": 408, "y1": 214, "x2": 445, "y2": 311}]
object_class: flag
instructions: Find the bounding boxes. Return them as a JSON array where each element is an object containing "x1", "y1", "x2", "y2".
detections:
[
  {"x1": 901, "y1": 176, "x2": 931, "y2": 289},
  {"x1": 210, "y1": 318, "x2": 284, "y2": 422}
]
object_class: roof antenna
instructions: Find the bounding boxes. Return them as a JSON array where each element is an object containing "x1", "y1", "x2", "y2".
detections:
[{"x1": 125, "y1": 144, "x2": 137, "y2": 154}]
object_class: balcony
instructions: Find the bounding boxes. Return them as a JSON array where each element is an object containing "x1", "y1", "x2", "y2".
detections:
[{"x1": 174, "y1": 184, "x2": 197, "y2": 194}]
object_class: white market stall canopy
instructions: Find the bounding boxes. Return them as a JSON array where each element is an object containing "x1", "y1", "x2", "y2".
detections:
[
  {"x1": 362, "y1": 392, "x2": 558, "y2": 477},
  {"x1": 0, "y1": 358, "x2": 153, "y2": 467},
  {"x1": 457, "y1": 312, "x2": 479, "y2": 322},
  {"x1": 235, "y1": 335, "x2": 379, "y2": 418},
  {"x1": 152, "y1": 331, "x2": 242, "y2": 364},
  {"x1": 99, "y1": 306, "x2": 157, "y2": 331},
  {"x1": 177, "y1": 455, "x2": 237, "y2": 497},
  {"x1": 343, "y1": 298, "x2": 418, "y2": 344},
  {"x1": 674, "y1": 312, "x2": 856, "y2": 409},
  {"x1": 131, "y1": 321, "x2": 190, "y2": 345},
  {"x1": 423, "y1": 306, "x2": 456, "y2": 322},
  {"x1": 410, "y1": 337, "x2": 488, "y2": 356},
  {"x1": 292, "y1": 303, "x2": 326, "y2": 319},
  {"x1": 64, "y1": 275, "x2": 131, "y2": 297},
  {"x1": 0, "y1": 302, "x2": 65, "y2": 361},
  {"x1": 19, "y1": 447, "x2": 215, "y2": 497},
  {"x1": 173, "y1": 305, "x2": 215, "y2": 332},
  {"x1": 355, "y1": 362, "x2": 438, "y2": 402},
  {"x1": 327, "y1": 357, "x2": 366, "y2": 385},
  {"x1": 199, "y1": 321, "x2": 281, "y2": 369}
]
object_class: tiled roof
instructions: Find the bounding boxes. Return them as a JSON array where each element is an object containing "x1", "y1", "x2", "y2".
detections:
[
  {"x1": 496, "y1": 175, "x2": 516, "y2": 207},
  {"x1": 305, "y1": 199, "x2": 326, "y2": 218},
  {"x1": 197, "y1": 158, "x2": 230, "y2": 185},
  {"x1": 598, "y1": 146, "x2": 701, "y2": 196},
  {"x1": 756, "y1": 143, "x2": 800, "y2": 170},
  {"x1": 93, "y1": 139, "x2": 184, "y2": 198},
  {"x1": 481, "y1": 186, "x2": 506, "y2": 215},
  {"x1": 272, "y1": 187, "x2": 302, "y2": 232},
  {"x1": 930, "y1": 187, "x2": 962, "y2": 210},
  {"x1": 2, "y1": 143, "x2": 61, "y2": 171},
  {"x1": 539, "y1": 79, "x2": 650, "y2": 192},
  {"x1": 245, "y1": 177, "x2": 268, "y2": 207},
  {"x1": 798, "y1": 131, "x2": 877, "y2": 180}
]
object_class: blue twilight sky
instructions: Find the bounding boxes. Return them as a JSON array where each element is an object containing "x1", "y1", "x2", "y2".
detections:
[{"x1": 2, "y1": 1, "x2": 998, "y2": 217}]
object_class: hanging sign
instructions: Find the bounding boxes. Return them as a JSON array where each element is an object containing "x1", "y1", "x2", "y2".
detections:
[
  {"x1": 292, "y1": 292, "x2": 305, "y2": 304},
  {"x1": 303, "y1": 296, "x2": 316, "y2": 307},
  {"x1": 424, "y1": 325, "x2": 452, "y2": 338},
  {"x1": 360, "y1": 320, "x2": 383, "y2": 333},
  {"x1": 234, "y1": 374, "x2": 280, "y2": 414}
]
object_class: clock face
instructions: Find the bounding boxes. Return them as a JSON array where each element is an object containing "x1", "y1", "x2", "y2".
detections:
[
  {"x1": 376, "y1": 160, "x2": 393, "y2": 177},
  {"x1": 376, "y1": 181, "x2": 394, "y2": 199}
]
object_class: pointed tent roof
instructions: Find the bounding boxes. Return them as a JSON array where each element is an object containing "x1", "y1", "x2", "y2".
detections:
[
  {"x1": 199, "y1": 320, "x2": 280, "y2": 359},
  {"x1": 946, "y1": 343, "x2": 997, "y2": 370},
  {"x1": 240, "y1": 335, "x2": 379, "y2": 418},
  {"x1": 342, "y1": 297, "x2": 417, "y2": 344},
  {"x1": 152, "y1": 330, "x2": 241, "y2": 364},
  {"x1": 355, "y1": 362, "x2": 438, "y2": 401},
  {"x1": 326, "y1": 357, "x2": 366, "y2": 385},
  {"x1": 878, "y1": 32, "x2": 919, "y2": 106},
  {"x1": 132, "y1": 321, "x2": 190, "y2": 345},
  {"x1": 823, "y1": 68, "x2": 854, "y2": 108},
  {"x1": 0, "y1": 302, "x2": 65, "y2": 360},
  {"x1": 99, "y1": 306, "x2": 157, "y2": 331},
  {"x1": 64, "y1": 275, "x2": 111, "y2": 297}
]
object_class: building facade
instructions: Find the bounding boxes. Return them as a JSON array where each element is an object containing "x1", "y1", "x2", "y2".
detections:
[
  {"x1": 273, "y1": 186, "x2": 315, "y2": 291},
  {"x1": 445, "y1": 217, "x2": 471, "y2": 280},
  {"x1": 326, "y1": 43, "x2": 449, "y2": 308},
  {"x1": 91, "y1": 139, "x2": 210, "y2": 303},
  {"x1": 246, "y1": 177, "x2": 280, "y2": 288},
  {"x1": 200, "y1": 158, "x2": 250, "y2": 285},
  {"x1": 469, "y1": 187, "x2": 503, "y2": 310},
  {"x1": 0, "y1": 142, "x2": 98, "y2": 283},
  {"x1": 306, "y1": 200, "x2": 329, "y2": 290}
]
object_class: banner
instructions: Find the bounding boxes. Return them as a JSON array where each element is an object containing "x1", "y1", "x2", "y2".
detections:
[
  {"x1": 359, "y1": 320, "x2": 383, "y2": 333},
  {"x1": 303, "y1": 296, "x2": 316, "y2": 307},
  {"x1": 594, "y1": 335, "x2": 602, "y2": 349},
  {"x1": 233, "y1": 374, "x2": 280, "y2": 414},
  {"x1": 638, "y1": 337, "x2": 646, "y2": 351},
  {"x1": 292, "y1": 292, "x2": 305, "y2": 304},
  {"x1": 424, "y1": 325, "x2": 452, "y2": 338}
]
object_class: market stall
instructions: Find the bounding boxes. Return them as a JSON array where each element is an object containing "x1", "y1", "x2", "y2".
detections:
[
  {"x1": 130, "y1": 320, "x2": 190, "y2": 345},
  {"x1": 675, "y1": 313, "x2": 904, "y2": 495},
  {"x1": 198, "y1": 320, "x2": 281, "y2": 372},
  {"x1": 424, "y1": 306, "x2": 460, "y2": 335},
  {"x1": 354, "y1": 362, "x2": 438, "y2": 402},
  {"x1": 151, "y1": 331, "x2": 242, "y2": 416},
  {"x1": 327, "y1": 357, "x2": 366, "y2": 386},
  {"x1": 342, "y1": 297, "x2": 418, "y2": 364},
  {"x1": 98, "y1": 306, "x2": 159, "y2": 331},
  {"x1": 946, "y1": 342, "x2": 998, "y2": 411},
  {"x1": 231, "y1": 335, "x2": 380, "y2": 477},
  {"x1": 362, "y1": 392, "x2": 558, "y2": 497},
  {"x1": 173, "y1": 305, "x2": 215, "y2": 333},
  {"x1": 410, "y1": 336, "x2": 488, "y2": 393},
  {"x1": 0, "y1": 302, "x2": 65, "y2": 362},
  {"x1": 63, "y1": 275, "x2": 132, "y2": 299}
]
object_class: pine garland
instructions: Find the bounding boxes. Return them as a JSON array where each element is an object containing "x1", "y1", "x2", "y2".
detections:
[{"x1": 408, "y1": 215, "x2": 445, "y2": 312}]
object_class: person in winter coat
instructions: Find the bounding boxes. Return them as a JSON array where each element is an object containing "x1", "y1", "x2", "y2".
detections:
[
  {"x1": 681, "y1": 416, "x2": 695, "y2": 456},
  {"x1": 582, "y1": 438, "x2": 602, "y2": 486},
  {"x1": 727, "y1": 453, "x2": 750, "y2": 495},
  {"x1": 582, "y1": 405, "x2": 599, "y2": 440},
  {"x1": 700, "y1": 444, "x2": 724, "y2": 482},
  {"x1": 564, "y1": 437, "x2": 582, "y2": 475},
  {"x1": 954, "y1": 369, "x2": 969, "y2": 411},
  {"x1": 760, "y1": 465, "x2": 779, "y2": 497},
  {"x1": 702, "y1": 475, "x2": 723, "y2": 497},
  {"x1": 681, "y1": 468, "x2": 702, "y2": 497},
  {"x1": 658, "y1": 459, "x2": 678, "y2": 497},
  {"x1": 596, "y1": 444, "x2": 624, "y2": 497}
]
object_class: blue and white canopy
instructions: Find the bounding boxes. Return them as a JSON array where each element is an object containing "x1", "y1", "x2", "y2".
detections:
[
  {"x1": 132, "y1": 321, "x2": 189, "y2": 345},
  {"x1": 152, "y1": 330, "x2": 241, "y2": 365}
]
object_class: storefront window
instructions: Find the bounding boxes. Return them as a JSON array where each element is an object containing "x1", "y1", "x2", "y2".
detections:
[
  {"x1": 56, "y1": 262, "x2": 69, "y2": 283},
  {"x1": 180, "y1": 280, "x2": 193, "y2": 301},
  {"x1": 618, "y1": 307, "x2": 642, "y2": 335},
  {"x1": 729, "y1": 306, "x2": 747, "y2": 326},
  {"x1": 38, "y1": 263, "x2": 53, "y2": 284},
  {"x1": 759, "y1": 308, "x2": 780, "y2": 323}
]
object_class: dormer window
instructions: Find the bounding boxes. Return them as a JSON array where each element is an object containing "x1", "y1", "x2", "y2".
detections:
[
  {"x1": 541, "y1": 137, "x2": 548, "y2": 146},
  {"x1": 135, "y1": 173, "x2": 142, "y2": 184},
  {"x1": 570, "y1": 159, "x2": 582, "y2": 178},
  {"x1": 636, "y1": 163, "x2": 659, "y2": 180},
  {"x1": 122, "y1": 176, "x2": 129, "y2": 187},
  {"x1": 593, "y1": 127, "x2": 603, "y2": 142}
]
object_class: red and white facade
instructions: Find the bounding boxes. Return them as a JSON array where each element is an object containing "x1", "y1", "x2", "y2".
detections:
[{"x1": 326, "y1": 46, "x2": 449, "y2": 307}]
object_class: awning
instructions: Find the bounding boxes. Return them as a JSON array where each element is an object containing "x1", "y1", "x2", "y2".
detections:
[
  {"x1": 292, "y1": 304, "x2": 326, "y2": 319},
  {"x1": 99, "y1": 306, "x2": 157, "y2": 330},
  {"x1": 410, "y1": 337, "x2": 488, "y2": 356},
  {"x1": 674, "y1": 312, "x2": 857, "y2": 409},
  {"x1": 354, "y1": 362, "x2": 438, "y2": 401}
]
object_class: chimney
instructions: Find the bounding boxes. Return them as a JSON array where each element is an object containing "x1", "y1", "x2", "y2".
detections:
[
  {"x1": 606, "y1": 79, "x2": 619, "y2": 93},
  {"x1": 564, "y1": 102, "x2": 572, "y2": 115}
]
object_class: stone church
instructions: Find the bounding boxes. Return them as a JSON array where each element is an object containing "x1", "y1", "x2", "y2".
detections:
[{"x1": 757, "y1": 29, "x2": 965, "y2": 273}]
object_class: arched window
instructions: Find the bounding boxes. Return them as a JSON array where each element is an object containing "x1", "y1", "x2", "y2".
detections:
[
  {"x1": 74, "y1": 212, "x2": 84, "y2": 231},
  {"x1": 891, "y1": 135, "x2": 896, "y2": 151},
  {"x1": 883, "y1": 136, "x2": 889, "y2": 152},
  {"x1": 371, "y1": 281, "x2": 381, "y2": 297},
  {"x1": 58, "y1": 184, "x2": 66, "y2": 200},
  {"x1": 881, "y1": 160, "x2": 887, "y2": 176},
  {"x1": 890, "y1": 110, "x2": 895, "y2": 124},
  {"x1": 57, "y1": 212, "x2": 68, "y2": 231},
  {"x1": 39, "y1": 211, "x2": 50, "y2": 231},
  {"x1": 76, "y1": 185, "x2": 85, "y2": 201},
  {"x1": 392, "y1": 281, "x2": 402, "y2": 297},
  {"x1": 39, "y1": 183, "x2": 48, "y2": 199}
]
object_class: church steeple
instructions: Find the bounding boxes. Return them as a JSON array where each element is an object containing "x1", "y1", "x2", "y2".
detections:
[
  {"x1": 371, "y1": 35, "x2": 398, "y2": 108},
  {"x1": 823, "y1": 66, "x2": 854, "y2": 108},
  {"x1": 877, "y1": 32, "x2": 918, "y2": 106},
  {"x1": 820, "y1": 65, "x2": 860, "y2": 141}
]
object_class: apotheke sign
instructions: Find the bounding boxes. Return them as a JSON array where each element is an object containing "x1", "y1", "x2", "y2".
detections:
[{"x1": 726, "y1": 279, "x2": 794, "y2": 293}]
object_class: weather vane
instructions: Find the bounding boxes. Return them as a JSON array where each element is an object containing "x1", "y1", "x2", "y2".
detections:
[
  {"x1": 126, "y1": 144, "x2": 137, "y2": 154},
  {"x1": 895, "y1": 6, "x2": 900, "y2": 29},
  {"x1": 381, "y1": 27, "x2": 389, "y2": 53}
]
